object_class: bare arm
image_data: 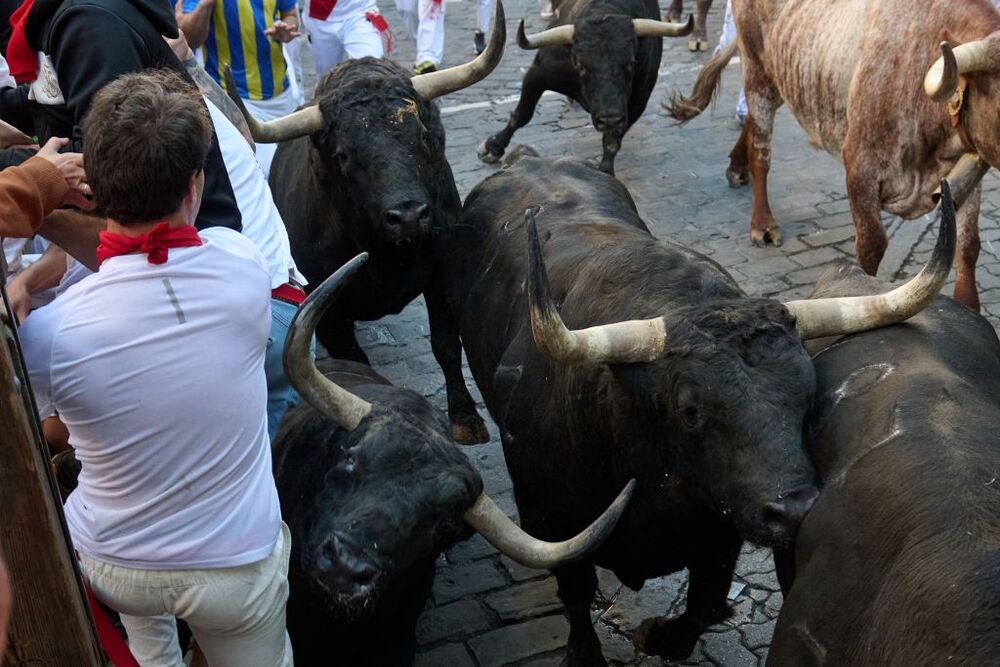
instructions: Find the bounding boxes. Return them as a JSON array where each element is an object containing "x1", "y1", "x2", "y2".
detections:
[
  {"x1": 6, "y1": 244, "x2": 68, "y2": 323},
  {"x1": 36, "y1": 210, "x2": 103, "y2": 272},
  {"x1": 165, "y1": 32, "x2": 256, "y2": 149},
  {"x1": 178, "y1": 0, "x2": 216, "y2": 50}
]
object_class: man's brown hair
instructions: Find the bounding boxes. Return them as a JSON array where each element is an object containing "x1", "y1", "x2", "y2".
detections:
[{"x1": 84, "y1": 69, "x2": 213, "y2": 225}]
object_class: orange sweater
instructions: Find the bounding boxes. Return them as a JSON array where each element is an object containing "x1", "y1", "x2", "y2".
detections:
[{"x1": 0, "y1": 157, "x2": 69, "y2": 239}]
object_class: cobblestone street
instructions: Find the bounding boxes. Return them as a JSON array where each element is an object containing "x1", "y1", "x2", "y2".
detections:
[{"x1": 298, "y1": 0, "x2": 1000, "y2": 664}]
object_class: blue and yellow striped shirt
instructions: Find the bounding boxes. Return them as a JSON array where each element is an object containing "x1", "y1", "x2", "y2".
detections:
[{"x1": 183, "y1": 0, "x2": 296, "y2": 101}]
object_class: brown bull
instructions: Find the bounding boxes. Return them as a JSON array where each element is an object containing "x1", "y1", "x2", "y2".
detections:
[{"x1": 669, "y1": 0, "x2": 1000, "y2": 310}]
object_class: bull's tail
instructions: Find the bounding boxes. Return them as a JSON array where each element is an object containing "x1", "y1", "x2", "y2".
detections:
[{"x1": 665, "y1": 40, "x2": 738, "y2": 122}]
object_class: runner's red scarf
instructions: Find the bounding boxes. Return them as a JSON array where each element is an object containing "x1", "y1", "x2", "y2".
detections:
[
  {"x1": 8, "y1": 0, "x2": 38, "y2": 83},
  {"x1": 97, "y1": 223, "x2": 202, "y2": 266}
]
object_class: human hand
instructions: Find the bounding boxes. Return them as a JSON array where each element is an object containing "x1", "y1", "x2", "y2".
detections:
[
  {"x1": 0, "y1": 119, "x2": 35, "y2": 149},
  {"x1": 5, "y1": 273, "x2": 31, "y2": 323},
  {"x1": 264, "y1": 19, "x2": 301, "y2": 43},
  {"x1": 36, "y1": 137, "x2": 95, "y2": 210}
]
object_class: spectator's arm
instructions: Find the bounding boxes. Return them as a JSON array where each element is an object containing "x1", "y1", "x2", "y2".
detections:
[
  {"x1": 6, "y1": 244, "x2": 67, "y2": 323},
  {"x1": 179, "y1": 0, "x2": 217, "y2": 50},
  {"x1": 166, "y1": 32, "x2": 255, "y2": 149},
  {"x1": 36, "y1": 210, "x2": 103, "y2": 272},
  {"x1": 0, "y1": 154, "x2": 72, "y2": 238}
]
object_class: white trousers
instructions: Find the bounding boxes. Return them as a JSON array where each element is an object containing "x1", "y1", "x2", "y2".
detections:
[
  {"x1": 716, "y1": 0, "x2": 747, "y2": 120},
  {"x1": 395, "y1": 0, "x2": 445, "y2": 65},
  {"x1": 244, "y1": 88, "x2": 300, "y2": 179},
  {"x1": 477, "y1": 0, "x2": 493, "y2": 33},
  {"x1": 304, "y1": 11, "x2": 385, "y2": 76},
  {"x1": 79, "y1": 523, "x2": 293, "y2": 667}
]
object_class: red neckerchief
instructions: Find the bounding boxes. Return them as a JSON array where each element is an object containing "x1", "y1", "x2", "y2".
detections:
[
  {"x1": 97, "y1": 223, "x2": 203, "y2": 267},
  {"x1": 8, "y1": 0, "x2": 38, "y2": 84}
]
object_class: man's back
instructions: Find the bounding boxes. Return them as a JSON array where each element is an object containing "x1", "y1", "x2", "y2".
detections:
[{"x1": 19, "y1": 227, "x2": 279, "y2": 569}]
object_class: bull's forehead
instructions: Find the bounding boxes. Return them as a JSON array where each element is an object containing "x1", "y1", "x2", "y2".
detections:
[
  {"x1": 326, "y1": 95, "x2": 425, "y2": 128},
  {"x1": 574, "y1": 14, "x2": 636, "y2": 42}
]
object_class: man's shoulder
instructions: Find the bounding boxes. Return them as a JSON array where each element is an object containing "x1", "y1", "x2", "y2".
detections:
[{"x1": 200, "y1": 227, "x2": 270, "y2": 275}]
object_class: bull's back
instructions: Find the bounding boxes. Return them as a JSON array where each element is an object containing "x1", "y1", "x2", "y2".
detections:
[{"x1": 771, "y1": 301, "x2": 1000, "y2": 663}]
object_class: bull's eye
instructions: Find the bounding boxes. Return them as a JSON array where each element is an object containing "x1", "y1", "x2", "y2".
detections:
[
  {"x1": 679, "y1": 405, "x2": 701, "y2": 429},
  {"x1": 335, "y1": 151, "x2": 350, "y2": 171}
]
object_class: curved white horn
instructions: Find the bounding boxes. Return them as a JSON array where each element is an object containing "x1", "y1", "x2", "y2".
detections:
[
  {"x1": 412, "y1": 0, "x2": 506, "y2": 99},
  {"x1": 785, "y1": 180, "x2": 957, "y2": 340},
  {"x1": 223, "y1": 65, "x2": 323, "y2": 143},
  {"x1": 517, "y1": 19, "x2": 574, "y2": 49},
  {"x1": 283, "y1": 253, "x2": 373, "y2": 430},
  {"x1": 526, "y1": 209, "x2": 667, "y2": 364},
  {"x1": 632, "y1": 14, "x2": 694, "y2": 38},
  {"x1": 465, "y1": 480, "x2": 636, "y2": 568},
  {"x1": 924, "y1": 40, "x2": 994, "y2": 102}
]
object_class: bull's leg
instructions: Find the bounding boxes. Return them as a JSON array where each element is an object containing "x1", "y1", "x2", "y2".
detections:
[
  {"x1": 689, "y1": 0, "x2": 712, "y2": 51},
  {"x1": 598, "y1": 129, "x2": 624, "y2": 176},
  {"x1": 632, "y1": 530, "x2": 740, "y2": 661},
  {"x1": 744, "y1": 77, "x2": 782, "y2": 246},
  {"x1": 954, "y1": 183, "x2": 982, "y2": 310},
  {"x1": 664, "y1": 0, "x2": 683, "y2": 21},
  {"x1": 424, "y1": 286, "x2": 489, "y2": 444},
  {"x1": 554, "y1": 561, "x2": 607, "y2": 667},
  {"x1": 773, "y1": 544, "x2": 797, "y2": 595},
  {"x1": 843, "y1": 158, "x2": 888, "y2": 277},
  {"x1": 316, "y1": 316, "x2": 369, "y2": 364},
  {"x1": 726, "y1": 122, "x2": 751, "y2": 188},
  {"x1": 479, "y1": 68, "x2": 548, "y2": 164}
]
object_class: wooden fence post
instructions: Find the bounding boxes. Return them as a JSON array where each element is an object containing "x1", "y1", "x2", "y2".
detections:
[{"x1": 0, "y1": 286, "x2": 103, "y2": 666}]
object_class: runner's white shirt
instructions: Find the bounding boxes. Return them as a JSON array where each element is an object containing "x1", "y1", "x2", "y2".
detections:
[
  {"x1": 204, "y1": 98, "x2": 305, "y2": 289},
  {"x1": 19, "y1": 227, "x2": 281, "y2": 569}
]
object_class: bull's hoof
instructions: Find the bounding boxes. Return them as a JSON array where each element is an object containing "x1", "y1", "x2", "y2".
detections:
[
  {"x1": 478, "y1": 140, "x2": 503, "y2": 164},
  {"x1": 632, "y1": 616, "x2": 700, "y2": 661},
  {"x1": 688, "y1": 38, "x2": 709, "y2": 52},
  {"x1": 750, "y1": 225, "x2": 782, "y2": 247},
  {"x1": 726, "y1": 166, "x2": 750, "y2": 188},
  {"x1": 452, "y1": 416, "x2": 490, "y2": 445},
  {"x1": 562, "y1": 631, "x2": 608, "y2": 667}
]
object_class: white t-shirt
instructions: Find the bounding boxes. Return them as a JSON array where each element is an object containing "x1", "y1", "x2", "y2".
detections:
[
  {"x1": 19, "y1": 227, "x2": 281, "y2": 569},
  {"x1": 204, "y1": 98, "x2": 305, "y2": 290}
]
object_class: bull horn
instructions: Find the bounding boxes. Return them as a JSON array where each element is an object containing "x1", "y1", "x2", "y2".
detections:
[
  {"x1": 283, "y1": 253, "x2": 373, "y2": 430},
  {"x1": 785, "y1": 180, "x2": 956, "y2": 340},
  {"x1": 412, "y1": 0, "x2": 506, "y2": 99},
  {"x1": 517, "y1": 19, "x2": 574, "y2": 49},
  {"x1": 526, "y1": 209, "x2": 668, "y2": 364},
  {"x1": 223, "y1": 65, "x2": 323, "y2": 143},
  {"x1": 924, "y1": 40, "x2": 994, "y2": 102},
  {"x1": 465, "y1": 479, "x2": 636, "y2": 569},
  {"x1": 632, "y1": 14, "x2": 694, "y2": 38}
]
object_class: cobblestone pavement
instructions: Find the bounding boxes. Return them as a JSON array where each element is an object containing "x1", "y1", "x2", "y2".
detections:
[{"x1": 295, "y1": 1, "x2": 1000, "y2": 664}]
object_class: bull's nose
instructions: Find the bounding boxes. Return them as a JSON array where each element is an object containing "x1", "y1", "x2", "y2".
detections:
[
  {"x1": 321, "y1": 533, "x2": 380, "y2": 587},
  {"x1": 595, "y1": 114, "x2": 626, "y2": 131},
  {"x1": 384, "y1": 202, "x2": 431, "y2": 228},
  {"x1": 761, "y1": 486, "x2": 819, "y2": 542}
]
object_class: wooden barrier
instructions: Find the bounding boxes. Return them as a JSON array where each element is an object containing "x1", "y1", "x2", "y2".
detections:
[{"x1": 0, "y1": 286, "x2": 103, "y2": 666}]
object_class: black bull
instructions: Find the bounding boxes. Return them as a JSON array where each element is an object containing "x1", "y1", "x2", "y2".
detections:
[
  {"x1": 273, "y1": 254, "x2": 635, "y2": 665},
  {"x1": 225, "y1": 4, "x2": 508, "y2": 445},
  {"x1": 769, "y1": 263, "x2": 1000, "y2": 665},
  {"x1": 445, "y1": 154, "x2": 955, "y2": 664},
  {"x1": 477, "y1": 0, "x2": 694, "y2": 175}
]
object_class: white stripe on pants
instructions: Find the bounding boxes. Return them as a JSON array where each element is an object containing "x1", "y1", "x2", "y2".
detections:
[
  {"x1": 304, "y1": 11, "x2": 385, "y2": 76},
  {"x1": 395, "y1": 0, "x2": 445, "y2": 65},
  {"x1": 79, "y1": 523, "x2": 293, "y2": 667},
  {"x1": 243, "y1": 89, "x2": 300, "y2": 179}
]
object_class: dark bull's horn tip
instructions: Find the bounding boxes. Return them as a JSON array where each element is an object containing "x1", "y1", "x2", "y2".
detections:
[{"x1": 284, "y1": 252, "x2": 374, "y2": 431}]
